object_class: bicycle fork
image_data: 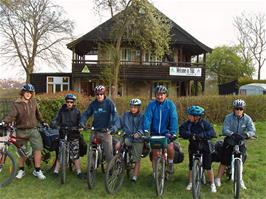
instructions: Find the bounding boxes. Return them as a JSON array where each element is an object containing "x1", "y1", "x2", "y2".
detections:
[{"x1": 231, "y1": 155, "x2": 243, "y2": 182}]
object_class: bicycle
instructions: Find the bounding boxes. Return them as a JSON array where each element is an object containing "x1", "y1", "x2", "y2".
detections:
[
  {"x1": 150, "y1": 135, "x2": 176, "y2": 196},
  {"x1": 189, "y1": 134, "x2": 208, "y2": 199},
  {"x1": 86, "y1": 127, "x2": 108, "y2": 189},
  {"x1": 0, "y1": 123, "x2": 51, "y2": 188},
  {"x1": 58, "y1": 126, "x2": 81, "y2": 184},
  {"x1": 221, "y1": 133, "x2": 256, "y2": 199},
  {"x1": 105, "y1": 133, "x2": 147, "y2": 194}
]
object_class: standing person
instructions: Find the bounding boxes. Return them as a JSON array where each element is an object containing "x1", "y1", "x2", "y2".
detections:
[
  {"x1": 120, "y1": 98, "x2": 144, "y2": 183},
  {"x1": 179, "y1": 105, "x2": 217, "y2": 193},
  {"x1": 143, "y1": 85, "x2": 178, "y2": 175},
  {"x1": 3, "y1": 83, "x2": 46, "y2": 180},
  {"x1": 215, "y1": 99, "x2": 256, "y2": 189},
  {"x1": 51, "y1": 94, "x2": 83, "y2": 178},
  {"x1": 79, "y1": 85, "x2": 119, "y2": 164}
]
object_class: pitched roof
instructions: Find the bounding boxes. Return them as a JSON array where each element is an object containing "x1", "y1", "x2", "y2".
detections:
[{"x1": 67, "y1": 3, "x2": 212, "y2": 56}]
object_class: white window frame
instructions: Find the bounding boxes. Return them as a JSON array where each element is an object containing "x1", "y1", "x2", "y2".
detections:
[{"x1": 46, "y1": 76, "x2": 70, "y2": 93}]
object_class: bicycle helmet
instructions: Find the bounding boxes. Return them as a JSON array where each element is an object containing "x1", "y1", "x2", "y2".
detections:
[
  {"x1": 129, "y1": 98, "x2": 142, "y2": 106},
  {"x1": 21, "y1": 83, "x2": 35, "y2": 92},
  {"x1": 65, "y1": 93, "x2": 77, "y2": 101},
  {"x1": 187, "y1": 105, "x2": 205, "y2": 116},
  {"x1": 155, "y1": 85, "x2": 168, "y2": 95},
  {"x1": 233, "y1": 99, "x2": 246, "y2": 108},
  {"x1": 94, "y1": 85, "x2": 106, "y2": 94}
]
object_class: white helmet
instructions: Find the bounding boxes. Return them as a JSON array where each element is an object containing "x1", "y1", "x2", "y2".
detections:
[
  {"x1": 233, "y1": 99, "x2": 246, "y2": 108},
  {"x1": 129, "y1": 98, "x2": 142, "y2": 106}
]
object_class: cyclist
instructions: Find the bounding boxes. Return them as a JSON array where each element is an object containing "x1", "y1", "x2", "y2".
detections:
[
  {"x1": 79, "y1": 85, "x2": 120, "y2": 164},
  {"x1": 3, "y1": 83, "x2": 46, "y2": 180},
  {"x1": 120, "y1": 98, "x2": 144, "y2": 183},
  {"x1": 179, "y1": 105, "x2": 217, "y2": 193},
  {"x1": 215, "y1": 99, "x2": 255, "y2": 189},
  {"x1": 51, "y1": 93, "x2": 83, "y2": 178},
  {"x1": 143, "y1": 85, "x2": 178, "y2": 175}
]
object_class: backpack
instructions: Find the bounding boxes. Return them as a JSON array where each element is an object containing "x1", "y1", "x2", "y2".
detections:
[
  {"x1": 173, "y1": 141, "x2": 184, "y2": 164},
  {"x1": 79, "y1": 134, "x2": 87, "y2": 157},
  {"x1": 211, "y1": 140, "x2": 223, "y2": 162},
  {"x1": 39, "y1": 126, "x2": 59, "y2": 151}
]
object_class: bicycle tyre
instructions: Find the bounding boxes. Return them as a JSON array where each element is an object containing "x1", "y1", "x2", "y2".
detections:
[
  {"x1": 234, "y1": 159, "x2": 241, "y2": 199},
  {"x1": 154, "y1": 157, "x2": 165, "y2": 196},
  {"x1": 60, "y1": 142, "x2": 67, "y2": 184},
  {"x1": 104, "y1": 153, "x2": 125, "y2": 194},
  {"x1": 87, "y1": 150, "x2": 97, "y2": 189},
  {"x1": 192, "y1": 159, "x2": 201, "y2": 199},
  {"x1": 0, "y1": 151, "x2": 16, "y2": 188}
]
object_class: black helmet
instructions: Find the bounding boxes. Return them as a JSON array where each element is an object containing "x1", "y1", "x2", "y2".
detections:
[
  {"x1": 155, "y1": 85, "x2": 167, "y2": 95},
  {"x1": 65, "y1": 93, "x2": 77, "y2": 101},
  {"x1": 21, "y1": 83, "x2": 35, "y2": 92}
]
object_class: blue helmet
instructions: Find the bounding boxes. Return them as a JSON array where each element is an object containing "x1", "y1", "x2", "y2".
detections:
[
  {"x1": 21, "y1": 83, "x2": 35, "y2": 92},
  {"x1": 65, "y1": 93, "x2": 77, "y2": 101},
  {"x1": 187, "y1": 105, "x2": 205, "y2": 116}
]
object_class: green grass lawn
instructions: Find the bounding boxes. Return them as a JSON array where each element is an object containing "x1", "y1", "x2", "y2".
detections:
[{"x1": 1, "y1": 122, "x2": 266, "y2": 199}]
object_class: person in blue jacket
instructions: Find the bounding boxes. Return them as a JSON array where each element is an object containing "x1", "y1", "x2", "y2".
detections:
[
  {"x1": 179, "y1": 105, "x2": 217, "y2": 193},
  {"x1": 215, "y1": 99, "x2": 255, "y2": 190},
  {"x1": 143, "y1": 85, "x2": 178, "y2": 174},
  {"x1": 79, "y1": 85, "x2": 120, "y2": 163},
  {"x1": 120, "y1": 98, "x2": 144, "y2": 183}
]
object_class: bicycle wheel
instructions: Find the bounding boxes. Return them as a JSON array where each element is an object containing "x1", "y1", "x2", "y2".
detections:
[
  {"x1": 154, "y1": 157, "x2": 165, "y2": 196},
  {"x1": 192, "y1": 159, "x2": 201, "y2": 199},
  {"x1": 60, "y1": 142, "x2": 67, "y2": 184},
  {"x1": 105, "y1": 153, "x2": 125, "y2": 194},
  {"x1": 87, "y1": 150, "x2": 97, "y2": 189},
  {"x1": 233, "y1": 159, "x2": 241, "y2": 199},
  {"x1": 0, "y1": 151, "x2": 16, "y2": 188}
]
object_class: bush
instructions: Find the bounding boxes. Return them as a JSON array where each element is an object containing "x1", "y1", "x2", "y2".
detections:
[{"x1": 3, "y1": 92, "x2": 264, "y2": 125}]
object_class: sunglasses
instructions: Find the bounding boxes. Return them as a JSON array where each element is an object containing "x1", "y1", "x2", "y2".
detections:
[
  {"x1": 66, "y1": 101, "x2": 74, "y2": 104},
  {"x1": 96, "y1": 93, "x2": 104, "y2": 96},
  {"x1": 235, "y1": 108, "x2": 243, "y2": 111}
]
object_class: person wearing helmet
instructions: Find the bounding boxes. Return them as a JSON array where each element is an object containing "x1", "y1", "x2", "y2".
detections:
[
  {"x1": 215, "y1": 99, "x2": 255, "y2": 189},
  {"x1": 79, "y1": 85, "x2": 120, "y2": 164},
  {"x1": 3, "y1": 83, "x2": 46, "y2": 180},
  {"x1": 51, "y1": 93, "x2": 83, "y2": 178},
  {"x1": 179, "y1": 105, "x2": 217, "y2": 193},
  {"x1": 143, "y1": 85, "x2": 178, "y2": 175},
  {"x1": 119, "y1": 98, "x2": 145, "y2": 183}
]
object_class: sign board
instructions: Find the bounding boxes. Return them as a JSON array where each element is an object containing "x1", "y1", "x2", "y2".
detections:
[
  {"x1": 169, "y1": 67, "x2": 202, "y2": 77},
  {"x1": 82, "y1": 65, "x2": 90, "y2": 73}
]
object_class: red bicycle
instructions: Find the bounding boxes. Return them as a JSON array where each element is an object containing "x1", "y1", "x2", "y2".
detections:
[{"x1": 0, "y1": 123, "x2": 51, "y2": 188}]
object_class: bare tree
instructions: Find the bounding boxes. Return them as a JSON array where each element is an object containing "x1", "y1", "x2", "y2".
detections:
[
  {"x1": 93, "y1": 0, "x2": 171, "y2": 99},
  {"x1": 234, "y1": 12, "x2": 266, "y2": 80},
  {"x1": 0, "y1": 0, "x2": 74, "y2": 82}
]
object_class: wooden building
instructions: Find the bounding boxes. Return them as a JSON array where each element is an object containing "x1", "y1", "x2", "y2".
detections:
[{"x1": 32, "y1": 3, "x2": 211, "y2": 98}]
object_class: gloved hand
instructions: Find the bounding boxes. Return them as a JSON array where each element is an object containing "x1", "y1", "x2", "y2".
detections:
[{"x1": 133, "y1": 131, "x2": 143, "y2": 139}]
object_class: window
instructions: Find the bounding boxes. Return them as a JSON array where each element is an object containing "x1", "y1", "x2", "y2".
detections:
[
  {"x1": 121, "y1": 48, "x2": 132, "y2": 62},
  {"x1": 144, "y1": 51, "x2": 162, "y2": 65},
  {"x1": 47, "y1": 76, "x2": 70, "y2": 93}
]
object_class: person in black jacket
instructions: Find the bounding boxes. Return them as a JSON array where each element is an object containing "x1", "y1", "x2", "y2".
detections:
[
  {"x1": 179, "y1": 106, "x2": 217, "y2": 193},
  {"x1": 51, "y1": 94, "x2": 82, "y2": 178}
]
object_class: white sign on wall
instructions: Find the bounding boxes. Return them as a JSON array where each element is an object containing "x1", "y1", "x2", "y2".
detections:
[{"x1": 169, "y1": 67, "x2": 202, "y2": 77}]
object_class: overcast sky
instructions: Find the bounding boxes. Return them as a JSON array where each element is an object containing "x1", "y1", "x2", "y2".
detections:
[{"x1": 1, "y1": 0, "x2": 266, "y2": 80}]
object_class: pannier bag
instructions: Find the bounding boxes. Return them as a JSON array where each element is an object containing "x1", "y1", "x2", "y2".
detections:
[
  {"x1": 211, "y1": 140, "x2": 223, "y2": 162},
  {"x1": 173, "y1": 141, "x2": 184, "y2": 164},
  {"x1": 39, "y1": 126, "x2": 59, "y2": 151}
]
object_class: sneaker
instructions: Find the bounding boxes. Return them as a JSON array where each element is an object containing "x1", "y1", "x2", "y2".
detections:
[
  {"x1": 16, "y1": 170, "x2": 25, "y2": 179},
  {"x1": 211, "y1": 183, "x2": 217, "y2": 193},
  {"x1": 131, "y1": 176, "x2": 137, "y2": 183},
  {"x1": 186, "y1": 182, "x2": 192, "y2": 191},
  {"x1": 168, "y1": 163, "x2": 174, "y2": 174},
  {"x1": 240, "y1": 180, "x2": 247, "y2": 190},
  {"x1": 77, "y1": 172, "x2": 83, "y2": 179},
  {"x1": 215, "y1": 178, "x2": 221, "y2": 187},
  {"x1": 33, "y1": 170, "x2": 46, "y2": 180},
  {"x1": 53, "y1": 172, "x2": 59, "y2": 177}
]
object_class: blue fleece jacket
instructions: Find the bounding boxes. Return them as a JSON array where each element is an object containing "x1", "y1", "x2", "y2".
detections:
[
  {"x1": 143, "y1": 99, "x2": 178, "y2": 135},
  {"x1": 121, "y1": 111, "x2": 143, "y2": 135}
]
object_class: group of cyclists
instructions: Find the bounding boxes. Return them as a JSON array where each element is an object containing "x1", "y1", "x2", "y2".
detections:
[{"x1": 2, "y1": 83, "x2": 256, "y2": 194}]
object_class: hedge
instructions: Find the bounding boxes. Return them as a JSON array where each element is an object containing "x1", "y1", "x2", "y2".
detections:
[{"x1": 35, "y1": 92, "x2": 266, "y2": 125}]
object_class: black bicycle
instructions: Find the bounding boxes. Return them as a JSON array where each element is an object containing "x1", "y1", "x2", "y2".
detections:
[
  {"x1": 86, "y1": 128, "x2": 108, "y2": 189},
  {"x1": 58, "y1": 126, "x2": 80, "y2": 184}
]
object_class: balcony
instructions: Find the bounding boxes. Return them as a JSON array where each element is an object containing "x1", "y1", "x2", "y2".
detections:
[{"x1": 71, "y1": 60, "x2": 205, "y2": 81}]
